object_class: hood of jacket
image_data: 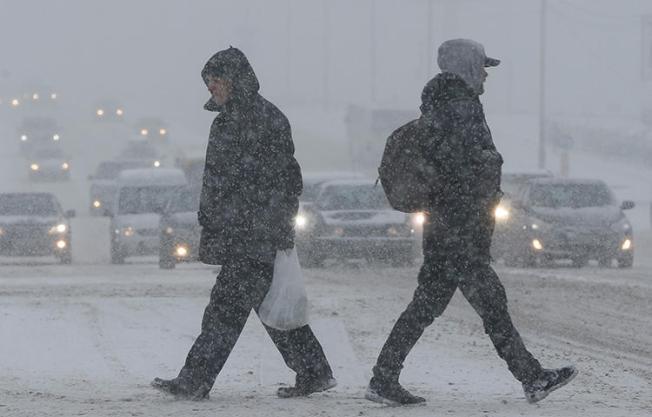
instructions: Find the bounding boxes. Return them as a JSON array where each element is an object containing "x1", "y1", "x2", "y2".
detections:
[
  {"x1": 419, "y1": 72, "x2": 477, "y2": 116},
  {"x1": 436, "y1": 39, "x2": 498, "y2": 95},
  {"x1": 201, "y1": 47, "x2": 260, "y2": 112}
]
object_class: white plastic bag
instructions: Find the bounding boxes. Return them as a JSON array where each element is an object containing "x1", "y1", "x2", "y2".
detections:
[{"x1": 258, "y1": 248, "x2": 309, "y2": 331}]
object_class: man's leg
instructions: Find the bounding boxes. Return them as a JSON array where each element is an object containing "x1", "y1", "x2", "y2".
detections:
[
  {"x1": 262, "y1": 324, "x2": 336, "y2": 397},
  {"x1": 156, "y1": 259, "x2": 274, "y2": 396},
  {"x1": 458, "y1": 262, "x2": 543, "y2": 383},
  {"x1": 367, "y1": 259, "x2": 457, "y2": 404}
]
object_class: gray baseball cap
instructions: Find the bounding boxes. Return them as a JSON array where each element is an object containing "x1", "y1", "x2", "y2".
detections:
[{"x1": 437, "y1": 39, "x2": 501, "y2": 69}]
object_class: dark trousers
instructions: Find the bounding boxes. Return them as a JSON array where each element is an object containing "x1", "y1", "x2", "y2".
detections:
[
  {"x1": 179, "y1": 257, "x2": 332, "y2": 389},
  {"x1": 374, "y1": 202, "x2": 543, "y2": 384}
]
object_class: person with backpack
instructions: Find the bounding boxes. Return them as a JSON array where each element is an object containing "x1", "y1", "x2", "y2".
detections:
[
  {"x1": 151, "y1": 47, "x2": 336, "y2": 400},
  {"x1": 368, "y1": 39, "x2": 577, "y2": 406}
]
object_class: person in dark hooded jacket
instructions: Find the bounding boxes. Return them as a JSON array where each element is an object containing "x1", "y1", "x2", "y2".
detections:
[
  {"x1": 152, "y1": 47, "x2": 335, "y2": 400},
  {"x1": 366, "y1": 39, "x2": 577, "y2": 406}
]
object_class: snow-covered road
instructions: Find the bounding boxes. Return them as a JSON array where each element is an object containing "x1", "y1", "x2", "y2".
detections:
[{"x1": 1, "y1": 242, "x2": 650, "y2": 416}]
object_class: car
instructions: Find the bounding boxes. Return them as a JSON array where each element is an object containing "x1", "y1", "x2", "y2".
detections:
[
  {"x1": 492, "y1": 170, "x2": 554, "y2": 258},
  {"x1": 0, "y1": 192, "x2": 74, "y2": 263},
  {"x1": 17, "y1": 116, "x2": 63, "y2": 155},
  {"x1": 158, "y1": 186, "x2": 201, "y2": 269},
  {"x1": 27, "y1": 146, "x2": 71, "y2": 182},
  {"x1": 134, "y1": 117, "x2": 169, "y2": 141},
  {"x1": 88, "y1": 160, "x2": 152, "y2": 216},
  {"x1": 295, "y1": 179, "x2": 421, "y2": 267},
  {"x1": 93, "y1": 99, "x2": 125, "y2": 122},
  {"x1": 108, "y1": 168, "x2": 187, "y2": 264},
  {"x1": 496, "y1": 178, "x2": 634, "y2": 268}
]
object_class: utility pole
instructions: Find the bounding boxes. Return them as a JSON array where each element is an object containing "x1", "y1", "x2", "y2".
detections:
[{"x1": 538, "y1": 0, "x2": 548, "y2": 169}]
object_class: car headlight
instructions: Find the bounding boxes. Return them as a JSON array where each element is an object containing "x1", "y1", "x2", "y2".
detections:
[
  {"x1": 412, "y1": 212, "x2": 426, "y2": 227},
  {"x1": 61, "y1": 162, "x2": 70, "y2": 170},
  {"x1": 122, "y1": 226, "x2": 135, "y2": 237},
  {"x1": 140, "y1": 128, "x2": 148, "y2": 136},
  {"x1": 116, "y1": 108, "x2": 124, "y2": 116},
  {"x1": 20, "y1": 134, "x2": 28, "y2": 142},
  {"x1": 0, "y1": 227, "x2": 4, "y2": 236},
  {"x1": 175, "y1": 245, "x2": 189, "y2": 257},
  {"x1": 494, "y1": 205, "x2": 510, "y2": 221},
  {"x1": 165, "y1": 226, "x2": 174, "y2": 235},
  {"x1": 153, "y1": 160, "x2": 161, "y2": 168},
  {"x1": 93, "y1": 200, "x2": 102, "y2": 208},
  {"x1": 49, "y1": 223, "x2": 67, "y2": 234},
  {"x1": 30, "y1": 163, "x2": 39, "y2": 171},
  {"x1": 621, "y1": 239, "x2": 632, "y2": 251},
  {"x1": 528, "y1": 218, "x2": 550, "y2": 232},
  {"x1": 53, "y1": 134, "x2": 60, "y2": 141},
  {"x1": 159, "y1": 128, "x2": 167, "y2": 136},
  {"x1": 96, "y1": 109, "x2": 104, "y2": 116},
  {"x1": 295, "y1": 214, "x2": 308, "y2": 229}
]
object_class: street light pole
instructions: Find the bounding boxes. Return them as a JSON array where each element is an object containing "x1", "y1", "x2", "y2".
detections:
[{"x1": 538, "y1": 0, "x2": 548, "y2": 169}]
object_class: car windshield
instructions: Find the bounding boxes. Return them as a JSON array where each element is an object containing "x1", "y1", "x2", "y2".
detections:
[
  {"x1": 95, "y1": 161, "x2": 147, "y2": 180},
  {"x1": 168, "y1": 189, "x2": 200, "y2": 213},
  {"x1": 529, "y1": 183, "x2": 614, "y2": 208},
  {"x1": 118, "y1": 186, "x2": 180, "y2": 214},
  {"x1": 318, "y1": 185, "x2": 389, "y2": 210},
  {"x1": 0, "y1": 194, "x2": 58, "y2": 216}
]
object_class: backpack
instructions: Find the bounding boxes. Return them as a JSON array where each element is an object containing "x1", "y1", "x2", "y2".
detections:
[{"x1": 377, "y1": 119, "x2": 435, "y2": 213}]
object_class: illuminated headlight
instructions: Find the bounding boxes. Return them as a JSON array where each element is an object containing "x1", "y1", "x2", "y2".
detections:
[
  {"x1": 61, "y1": 162, "x2": 70, "y2": 170},
  {"x1": 32, "y1": 93, "x2": 39, "y2": 100},
  {"x1": 494, "y1": 205, "x2": 510, "y2": 221},
  {"x1": 413, "y1": 212, "x2": 426, "y2": 227},
  {"x1": 621, "y1": 239, "x2": 632, "y2": 251},
  {"x1": 532, "y1": 239, "x2": 544, "y2": 251},
  {"x1": 159, "y1": 128, "x2": 167, "y2": 136},
  {"x1": 49, "y1": 223, "x2": 67, "y2": 234},
  {"x1": 122, "y1": 227, "x2": 135, "y2": 237},
  {"x1": 20, "y1": 134, "x2": 28, "y2": 142},
  {"x1": 531, "y1": 223, "x2": 540, "y2": 230},
  {"x1": 295, "y1": 214, "x2": 308, "y2": 229},
  {"x1": 30, "y1": 163, "x2": 40, "y2": 171},
  {"x1": 56, "y1": 240, "x2": 67, "y2": 249},
  {"x1": 96, "y1": 109, "x2": 104, "y2": 116},
  {"x1": 140, "y1": 128, "x2": 149, "y2": 136},
  {"x1": 11, "y1": 98, "x2": 20, "y2": 107},
  {"x1": 175, "y1": 245, "x2": 189, "y2": 257},
  {"x1": 93, "y1": 200, "x2": 102, "y2": 208},
  {"x1": 116, "y1": 108, "x2": 124, "y2": 116},
  {"x1": 53, "y1": 134, "x2": 60, "y2": 141},
  {"x1": 0, "y1": 227, "x2": 4, "y2": 236},
  {"x1": 51, "y1": 93, "x2": 57, "y2": 100},
  {"x1": 153, "y1": 160, "x2": 161, "y2": 168},
  {"x1": 387, "y1": 226, "x2": 400, "y2": 237},
  {"x1": 165, "y1": 226, "x2": 174, "y2": 235}
]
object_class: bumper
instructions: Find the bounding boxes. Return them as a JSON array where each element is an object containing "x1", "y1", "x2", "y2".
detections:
[
  {"x1": 115, "y1": 235, "x2": 159, "y2": 256},
  {"x1": 298, "y1": 236, "x2": 415, "y2": 259},
  {"x1": 0, "y1": 235, "x2": 71, "y2": 257}
]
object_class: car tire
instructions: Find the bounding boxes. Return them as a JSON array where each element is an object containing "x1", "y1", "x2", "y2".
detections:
[
  {"x1": 617, "y1": 255, "x2": 633, "y2": 268},
  {"x1": 110, "y1": 242, "x2": 125, "y2": 264}
]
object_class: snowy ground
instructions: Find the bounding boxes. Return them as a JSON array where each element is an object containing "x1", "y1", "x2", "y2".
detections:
[{"x1": 1, "y1": 238, "x2": 651, "y2": 417}]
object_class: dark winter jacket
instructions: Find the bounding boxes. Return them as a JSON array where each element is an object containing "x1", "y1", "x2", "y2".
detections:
[
  {"x1": 418, "y1": 72, "x2": 503, "y2": 213},
  {"x1": 197, "y1": 47, "x2": 302, "y2": 265}
]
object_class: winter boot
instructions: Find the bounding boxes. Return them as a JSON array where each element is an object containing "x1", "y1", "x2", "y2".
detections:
[
  {"x1": 365, "y1": 376, "x2": 426, "y2": 406},
  {"x1": 523, "y1": 365, "x2": 578, "y2": 404},
  {"x1": 151, "y1": 377, "x2": 211, "y2": 400},
  {"x1": 276, "y1": 374, "x2": 338, "y2": 398}
]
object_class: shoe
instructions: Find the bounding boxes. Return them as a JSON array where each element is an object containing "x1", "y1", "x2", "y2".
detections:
[
  {"x1": 365, "y1": 377, "x2": 426, "y2": 406},
  {"x1": 523, "y1": 366, "x2": 578, "y2": 404},
  {"x1": 151, "y1": 377, "x2": 211, "y2": 400},
  {"x1": 277, "y1": 375, "x2": 337, "y2": 398}
]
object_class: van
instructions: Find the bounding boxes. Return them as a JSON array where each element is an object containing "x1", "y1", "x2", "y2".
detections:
[{"x1": 109, "y1": 168, "x2": 187, "y2": 264}]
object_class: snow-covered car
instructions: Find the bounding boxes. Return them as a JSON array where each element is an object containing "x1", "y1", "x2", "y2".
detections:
[
  {"x1": 88, "y1": 160, "x2": 152, "y2": 216},
  {"x1": 492, "y1": 170, "x2": 553, "y2": 259},
  {"x1": 27, "y1": 146, "x2": 71, "y2": 182},
  {"x1": 109, "y1": 168, "x2": 187, "y2": 264},
  {"x1": 0, "y1": 192, "x2": 74, "y2": 263},
  {"x1": 158, "y1": 186, "x2": 201, "y2": 269},
  {"x1": 497, "y1": 178, "x2": 634, "y2": 268},
  {"x1": 295, "y1": 179, "x2": 420, "y2": 267},
  {"x1": 17, "y1": 116, "x2": 63, "y2": 155}
]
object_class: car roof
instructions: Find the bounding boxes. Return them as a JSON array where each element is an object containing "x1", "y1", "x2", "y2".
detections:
[
  {"x1": 527, "y1": 177, "x2": 606, "y2": 186},
  {"x1": 117, "y1": 168, "x2": 187, "y2": 187}
]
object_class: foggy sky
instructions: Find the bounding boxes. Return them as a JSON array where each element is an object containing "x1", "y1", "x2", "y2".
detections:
[{"x1": 1, "y1": 0, "x2": 652, "y2": 136}]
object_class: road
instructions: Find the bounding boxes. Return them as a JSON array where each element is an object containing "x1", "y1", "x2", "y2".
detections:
[{"x1": 0, "y1": 242, "x2": 650, "y2": 416}]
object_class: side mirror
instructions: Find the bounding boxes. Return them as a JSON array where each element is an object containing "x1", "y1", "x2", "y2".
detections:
[
  {"x1": 65, "y1": 209, "x2": 76, "y2": 218},
  {"x1": 621, "y1": 200, "x2": 635, "y2": 210}
]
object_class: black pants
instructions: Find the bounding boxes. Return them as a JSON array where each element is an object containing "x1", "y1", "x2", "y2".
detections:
[
  {"x1": 179, "y1": 257, "x2": 332, "y2": 389},
  {"x1": 374, "y1": 202, "x2": 543, "y2": 384}
]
